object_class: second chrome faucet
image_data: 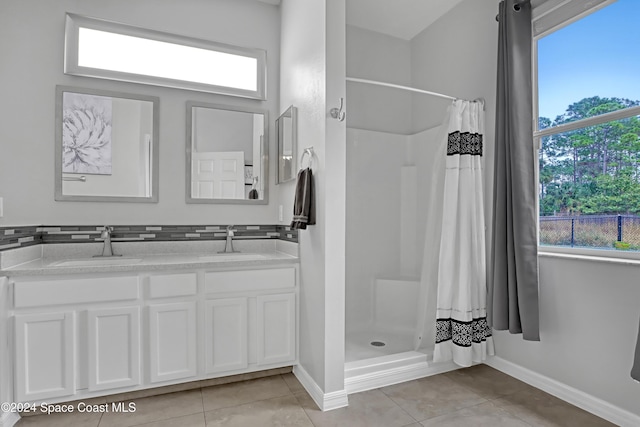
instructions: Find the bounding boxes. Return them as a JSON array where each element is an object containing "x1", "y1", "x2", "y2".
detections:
[
  {"x1": 95, "y1": 225, "x2": 121, "y2": 257},
  {"x1": 218, "y1": 225, "x2": 239, "y2": 254}
]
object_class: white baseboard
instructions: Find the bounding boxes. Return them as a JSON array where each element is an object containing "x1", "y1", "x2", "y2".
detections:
[
  {"x1": 485, "y1": 356, "x2": 640, "y2": 427},
  {"x1": 293, "y1": 365, "x2": 349, "y2": 411},
  {"x1": 345, "y1": 358, "x2": 459, "y2": 395},
  {"x1": 0, "y1": 411, "x2": 20, "y2": 427}
]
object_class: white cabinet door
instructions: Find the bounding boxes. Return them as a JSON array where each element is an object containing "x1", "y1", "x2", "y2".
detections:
[
  {"x1": 14, "y1": 312, "x2": 75, "y2": 401},
  {"x1": 148, "y1": 302, "x2": 197, "y2": 383},
  {"x1": 256, "y1": 293, "x2": 296, "y2": 366},
  {"x1": 87, "y1": 307, "x2": 140, "y2": 391},
  {"x1": 204, "y1": 298, "x2": 248, "y2": 374}
]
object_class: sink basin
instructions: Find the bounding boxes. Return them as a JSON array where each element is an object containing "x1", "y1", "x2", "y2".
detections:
[
  {"x1": 198, "y1": 253, "x2": 266, "y2": 262},
  {"x1": 52, "y1": 257, "x2": 142, "y2": 267}
]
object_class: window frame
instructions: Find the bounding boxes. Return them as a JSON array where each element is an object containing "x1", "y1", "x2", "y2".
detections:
[
  {"x1": 64, "y1": 13, "x2": 267, "y2": 100},
  {"x1": 533, "y1": 0, "x2": 640, "y2": 258}
]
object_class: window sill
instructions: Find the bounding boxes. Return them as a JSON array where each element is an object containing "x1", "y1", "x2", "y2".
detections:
[{"x1": 538, "y1": 246, "x2": 640, "y2": 266}]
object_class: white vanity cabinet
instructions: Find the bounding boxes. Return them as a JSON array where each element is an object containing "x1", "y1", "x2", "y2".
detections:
[
  {"x1": 14, "y1": 311, "x2": 75, "y2": 401},
  {"x1": 256, "y1": 293, "x2": 296, "y2": 365},
  {"x1": 204, "y1": 268, "x2": 297, "y2": 374},
  {"x1": 12, "y1": 274, "x2": 141, "y2": 402},
  {"x1": 147, "y1": 273, "x2": 198, "y2": 383},
  {"x1": 87, "y1": 306, "x2": 141, "y2": 391},
  {"x1": 9, "y1": 264, "x2": 297, "y2": 404},
  {"x1": 204, "y1": 297, "x2": 249, "y2": 373}
]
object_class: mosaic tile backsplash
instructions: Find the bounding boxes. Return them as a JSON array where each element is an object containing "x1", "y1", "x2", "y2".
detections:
[{"x1": 0, "y1": 225, "x2": 298, "y2": 252}]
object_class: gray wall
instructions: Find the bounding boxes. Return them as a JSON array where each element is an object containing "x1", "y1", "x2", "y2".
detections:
[
  {"x1": 495, "y1": 256, "x2": 640, "y2": 416},
  {"x1": 0, "y1": 0, "x2": 280, "y2": 226},
  {"x1": 346, "y1": 26, "x2": 412, "y2": 134}
]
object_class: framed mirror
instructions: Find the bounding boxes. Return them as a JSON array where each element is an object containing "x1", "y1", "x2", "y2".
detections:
[
  {"x1": 186, "y1": 102, "x2": 268, "y2": 204},
  {"x1": 276, "y1": 105, "x2": 297, "y2": 184},
  {"x1": 55, "y1": 86, "x2": 159, "y2": 202}
]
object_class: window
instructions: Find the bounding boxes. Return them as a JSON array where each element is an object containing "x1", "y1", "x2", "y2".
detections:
[
  {"x1": 535, "y1": 0, "x2": 640, "y2": 252},
  {"x1": 64, "y1": 14, "x2": 266, "y2": 100}
]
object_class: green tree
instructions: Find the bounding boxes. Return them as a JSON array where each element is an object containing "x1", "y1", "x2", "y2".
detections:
[{"x1": 539, "y1": 97, "x2": 640, "y2": 216}]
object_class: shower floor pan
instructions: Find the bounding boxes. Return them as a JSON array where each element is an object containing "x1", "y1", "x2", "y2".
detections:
[
  {"x1": 344, "y1": 328, "x2": 458, "y2": 394},
  {"x1": 345, "y1": 328, "x2": 415, "y2": 362}
]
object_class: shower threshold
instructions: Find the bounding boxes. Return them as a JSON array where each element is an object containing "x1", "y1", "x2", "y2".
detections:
[{"x1": 344, "y1": 351, "x2": 458, "y2": 394}]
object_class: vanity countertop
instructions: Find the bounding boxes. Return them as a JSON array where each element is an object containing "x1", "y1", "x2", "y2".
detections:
[{"x1": 0, "y1": 240, "x2": 298, "y2": 277}]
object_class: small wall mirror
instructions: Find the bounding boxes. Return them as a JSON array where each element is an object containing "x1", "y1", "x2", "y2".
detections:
[
  {"x1": 276, "y1": 106, "x2": 297, "y2": 184},
  {"x1": 55, "y1": 86, "x2": 159, "y2": 202},
  {"x1": 186, "y1": 102, "x2": 268, "y2": 204}
]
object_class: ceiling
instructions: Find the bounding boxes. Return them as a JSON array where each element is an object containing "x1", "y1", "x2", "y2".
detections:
[
  {"x1": 345, "y1": 0, "x2": 465, "y2": 40},
  {"x1": 256, "y1": 0, "x2": 466, "y2": 41}
]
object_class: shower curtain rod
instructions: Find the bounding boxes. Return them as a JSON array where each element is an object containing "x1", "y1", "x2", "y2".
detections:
[{"x1": 346, "y1": 77, "x2": 456, "y2": 101}]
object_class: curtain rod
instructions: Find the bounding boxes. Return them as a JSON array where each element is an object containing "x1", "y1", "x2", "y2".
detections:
[{"x1": 346, "y1": 77, "x2": 456, "y2": 101}]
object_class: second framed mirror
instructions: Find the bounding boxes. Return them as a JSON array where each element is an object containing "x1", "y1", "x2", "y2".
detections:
[{"x1": 186, "y1": 102, "x2": 268, "y2": 204}]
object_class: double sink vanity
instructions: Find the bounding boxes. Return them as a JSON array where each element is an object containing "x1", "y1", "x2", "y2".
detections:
[
  {"x1": 0, "y1": 11, "x2": 305, "y2": 410},
  {"x1": 0, "y1": 239, "x2": 299, "y2": 405}
]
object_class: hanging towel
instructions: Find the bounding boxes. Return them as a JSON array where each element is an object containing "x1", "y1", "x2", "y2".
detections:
[
  {"x1": 632, "y1": 316, "x2": 640, "y2": 381},
  {"x1": 291, "y1": 167, "x2": 315, "y2": 230}
]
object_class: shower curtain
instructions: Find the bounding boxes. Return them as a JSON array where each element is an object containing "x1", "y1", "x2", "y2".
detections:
[{"x1": 432, "y1": 100, "x2": 494, "y2": 367}]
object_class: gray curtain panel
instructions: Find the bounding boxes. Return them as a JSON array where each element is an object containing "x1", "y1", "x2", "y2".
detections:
[
  {"x1": 488, "y1": 0, "x2": 540, "y2": 341},
  {"x1": 632, "y1": 316, "x2": 640, "y2": 381}
]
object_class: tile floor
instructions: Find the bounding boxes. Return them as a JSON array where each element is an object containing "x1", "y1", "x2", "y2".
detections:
[{"x1": 15, "y1": 365, "x2": 614, "y2": 427}]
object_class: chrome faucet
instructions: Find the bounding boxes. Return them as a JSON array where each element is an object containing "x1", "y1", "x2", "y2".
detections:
[
  {"x1": 94, "y1": 226, "x2": 121, "y2": 257},
  {"x1": 218, "y1": 225, "x2": 239, "y2": 253}
]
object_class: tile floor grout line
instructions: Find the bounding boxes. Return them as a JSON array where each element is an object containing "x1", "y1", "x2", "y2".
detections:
[
  {"x1": 412, "y1": 400, "x2": 491, "y2": 425},
  {"x1": 202, "y1": 391, "x2": 295, "y2": 416},
  {"x1": 292, "y1": 390, "x2": 323, "y2": 427},
  {"x1": 374, "y1": 386, "x2": 420, "y2": 425}
]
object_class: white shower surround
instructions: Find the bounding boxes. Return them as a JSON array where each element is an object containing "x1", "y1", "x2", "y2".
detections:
[
  {"x1": 344, "y1": 132, "x2": 461, "y2": 390},
  {"x1": 345, "y1": 127, "x2": 447, "y2": 382}
]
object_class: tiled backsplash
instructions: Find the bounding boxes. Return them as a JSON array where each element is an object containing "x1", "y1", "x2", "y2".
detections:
[{"x1": 0, "y1": 225, "x2": 298, "y2": 252}]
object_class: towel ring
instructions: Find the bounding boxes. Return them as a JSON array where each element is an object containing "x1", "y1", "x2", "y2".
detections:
[{"x1": 300, "y1": 147, "x2": 315, "y2": 169}]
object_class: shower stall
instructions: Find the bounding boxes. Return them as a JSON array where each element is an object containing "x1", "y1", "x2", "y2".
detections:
[{"x1": 344, "y1": 78, "x2": 458, "y2": 393}]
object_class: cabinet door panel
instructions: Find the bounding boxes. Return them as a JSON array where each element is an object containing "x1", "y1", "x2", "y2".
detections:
[
  {"x1": 14, "y1": 312, "x2": 75, "y2": 401},
  {"x1": 149, "y1": 302, "x2": 197, "y2": 383},
  {"x1": 87, "y1": 307, "x2": 140, "y2": 391},
  {"x1": 204, "y1": 298, "x2": 248, "y2": 373},
  {"x1": 257, "y1": 293, "x2": 296, "y2": 365}
]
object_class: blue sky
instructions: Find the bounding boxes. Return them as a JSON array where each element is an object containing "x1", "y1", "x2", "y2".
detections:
[{"x1": 537, "y1": 0, "x2": 640, "y2": 120}]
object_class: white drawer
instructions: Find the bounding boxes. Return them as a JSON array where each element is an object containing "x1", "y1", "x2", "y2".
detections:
[
  {"x1": 148, "y1": 273, "x2": 197, "y2": 298},
  {"x1": 205, "y1": 268, "x2": 295, "y2": 294},
  {"x1": 13, "y1": 276, "x2": 139, "y2": 308}
]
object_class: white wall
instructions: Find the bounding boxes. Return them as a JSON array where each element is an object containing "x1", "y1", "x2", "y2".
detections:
[
  {"x1": 345, "y1": 129, "x2": 406, "y2": 332},
  {"x1": 410, "y1": 0, "x2": 640, "y2": 419},
  {"x1": 344, "y1": 23, "x2": 415, "y2": 335},
  {"x1": 0, "y1": 0, "x2": 280, "y2": 226},
  {"x1": 280, "y1": 0, "x2": 346, "y2": 398}
]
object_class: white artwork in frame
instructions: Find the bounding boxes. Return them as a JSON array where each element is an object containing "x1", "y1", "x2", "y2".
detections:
[{"x1": 62, "y1": 92, "x2": 113, "y2": 175}]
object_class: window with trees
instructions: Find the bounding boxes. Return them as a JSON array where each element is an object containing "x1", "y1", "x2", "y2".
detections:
[{"x1": 535, "y1": 0, "x2": 640, "y2": 252}]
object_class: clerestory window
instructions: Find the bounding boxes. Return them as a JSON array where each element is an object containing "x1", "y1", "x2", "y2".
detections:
[{"x1": 64, "y1": 14, "x2": 267, "y2": 100}]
